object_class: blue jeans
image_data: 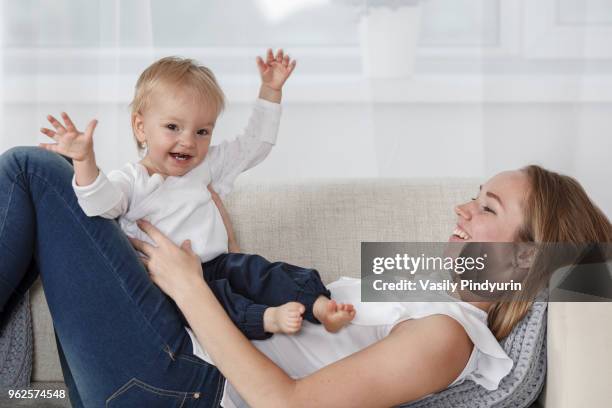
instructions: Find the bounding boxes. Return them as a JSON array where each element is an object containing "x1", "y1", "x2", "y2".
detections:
[{"x1": 0, "y1": 147, "x2": 224, "y2": 407}]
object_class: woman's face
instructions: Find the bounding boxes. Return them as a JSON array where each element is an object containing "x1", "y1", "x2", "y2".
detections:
[{"x1": 450, "y1": 170, "x2": 530, "y2": 243}]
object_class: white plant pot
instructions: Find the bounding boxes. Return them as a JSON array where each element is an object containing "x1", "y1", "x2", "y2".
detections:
[{"x1": 359, "y1": 5, "x2": 422, "y2": 78}]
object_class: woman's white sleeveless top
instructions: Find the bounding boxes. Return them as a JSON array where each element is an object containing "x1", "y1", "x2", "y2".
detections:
[{"x1": 188, "y1": 277, "x2": 513, "y2": 407}]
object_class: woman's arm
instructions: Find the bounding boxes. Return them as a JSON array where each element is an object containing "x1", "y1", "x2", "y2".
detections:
[
  {"x1": 208, "y1": 184, "x2": 240, "y2": 253},
  {"x1": 132, "y1": 220, "x2": 473, "y2": 408},
  {"x1": 181, "y1": 283, "x2": 473, "y2": 407}
]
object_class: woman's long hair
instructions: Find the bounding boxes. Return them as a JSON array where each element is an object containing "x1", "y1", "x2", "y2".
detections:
[{"x1": 487, "y1": 165, "x2": 612, "y2": 340}]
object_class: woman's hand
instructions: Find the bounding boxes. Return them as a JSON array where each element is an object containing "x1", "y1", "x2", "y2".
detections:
[
  {"x1": 208, "y1": 185, "x2": 241, "y2": 253},
  {"x1": 129, "y1": 220, "x2": 204, "y2": 301}
]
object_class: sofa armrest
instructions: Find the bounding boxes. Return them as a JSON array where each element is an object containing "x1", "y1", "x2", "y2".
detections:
[{"x1": 542, "y1": 302, "x2": 612, "y2": 407}]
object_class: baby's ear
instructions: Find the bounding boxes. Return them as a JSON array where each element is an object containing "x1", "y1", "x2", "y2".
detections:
[{"x1": 132, "y1": 113, "x2": 146, "y2": 140}]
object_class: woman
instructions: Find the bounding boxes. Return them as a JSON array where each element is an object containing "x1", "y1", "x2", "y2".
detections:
[{"x1": 0, "y1": 146, "x2": 610, "y2": 407}]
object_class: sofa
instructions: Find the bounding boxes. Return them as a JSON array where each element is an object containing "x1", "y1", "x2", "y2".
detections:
[{"x1": 12, "y1": 179, "x2": 612, "y2": 407}]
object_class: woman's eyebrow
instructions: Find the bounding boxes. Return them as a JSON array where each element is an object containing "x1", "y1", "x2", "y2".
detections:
[
  {"x1": 479, "y1": 185, "x2": 505, "y2": 209},
  {"x1": 487, "y1": 192, "x2": 504, "y2": 209}
]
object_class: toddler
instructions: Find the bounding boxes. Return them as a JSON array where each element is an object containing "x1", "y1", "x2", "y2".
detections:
[{"x1": 39, "y1": 50, "x2": 355, "y2": 340}]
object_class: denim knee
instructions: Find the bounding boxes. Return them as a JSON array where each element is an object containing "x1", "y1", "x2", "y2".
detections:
[
  {"x1": 0, "y1": 146, "x2": 72, "y2": 184},
  {"x1": 1, "y1": 146, "x2": 44, "y2": 161},
  {"x1": 0, "y1": 146, "x2": 54, "y2": 173}
]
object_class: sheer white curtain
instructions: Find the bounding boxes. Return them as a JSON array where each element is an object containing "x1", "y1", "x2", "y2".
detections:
[
  {"x1": 1, "y1": 0, "x2": 610, "y2": 215},
  {"x1": 0, "y1": 0, "x2": 154, "y2": 169}
]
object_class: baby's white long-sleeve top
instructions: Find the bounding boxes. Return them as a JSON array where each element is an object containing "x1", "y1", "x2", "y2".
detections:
[{"x1": 72, "y1": 98, "x2": 281, "y2": 262}]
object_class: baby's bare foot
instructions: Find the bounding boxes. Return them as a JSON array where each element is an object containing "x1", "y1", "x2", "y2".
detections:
[
  {"x1": 313, "y1": 297, "x2": 356, "y2": 333},
  {"x1": 263, "y1": 302, "x2": 305, "y2": 335}
]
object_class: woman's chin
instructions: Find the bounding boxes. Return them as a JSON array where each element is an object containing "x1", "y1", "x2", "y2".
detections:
[{"x1": 444, "y1": 237, "x2": 468, "y2": 259}]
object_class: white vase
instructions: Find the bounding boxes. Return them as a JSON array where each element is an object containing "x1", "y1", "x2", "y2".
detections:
[{"x1": 359, "y1": 4, "x2": 422, "y2": 78}]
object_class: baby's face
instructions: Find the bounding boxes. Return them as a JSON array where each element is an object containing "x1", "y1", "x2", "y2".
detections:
[{"x1": 135, "y1": 85, "x2": 217, "y2": 177}]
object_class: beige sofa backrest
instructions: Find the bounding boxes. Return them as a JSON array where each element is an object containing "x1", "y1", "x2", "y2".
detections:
[{"x1": 226, "y1": 179, "x2": 478, "y2": 283}]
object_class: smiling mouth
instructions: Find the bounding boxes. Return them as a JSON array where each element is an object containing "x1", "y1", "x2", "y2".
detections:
[
  {"x1": 452, "y1": 227, "x2": 472, "y2": 240},
  {"x1": 169, "y1": 152, "x2": 192, "y2": 161}
]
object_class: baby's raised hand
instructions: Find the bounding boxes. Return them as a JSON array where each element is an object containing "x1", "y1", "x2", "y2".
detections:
[
  {"x1": 40, "y1": 112, "x2": 98, "y2": 162},
  {"x1": 256, "y1": 48, "x2": 297, "y2": 92}
]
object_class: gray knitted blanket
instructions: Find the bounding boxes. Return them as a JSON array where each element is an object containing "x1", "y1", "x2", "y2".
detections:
[
  {"x1": 402, "y1": 291, "x2": 548, "y2": 408},
  {"x1": 0, "y1": 291, "x2": 32, "y2": 391}
]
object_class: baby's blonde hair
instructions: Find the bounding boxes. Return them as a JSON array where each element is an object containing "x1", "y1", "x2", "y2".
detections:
[{"x1": 129, "y1": 56, "x2": 226, "y2": 152}]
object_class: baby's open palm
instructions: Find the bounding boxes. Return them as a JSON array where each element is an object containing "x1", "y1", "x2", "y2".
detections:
[
  {"x1": 257, "y1": 48, "x2": 297, "y2": 91},
  {"x1": 40, "y1": 112, "x2": 98, "y2": 161}
]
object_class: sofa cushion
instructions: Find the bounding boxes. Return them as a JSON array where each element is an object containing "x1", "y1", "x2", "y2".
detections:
[
  {"x1": 30, "y1": 279, "x2": 64, "y2": 382},
  {"x1": 226, "y1": 179, "x2": 479, "y2": 281}
]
